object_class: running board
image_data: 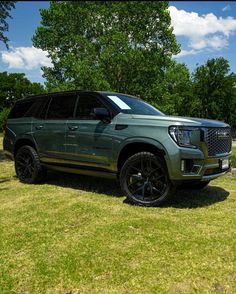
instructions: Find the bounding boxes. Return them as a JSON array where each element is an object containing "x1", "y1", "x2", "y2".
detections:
[{"x1": 43, "y1": 163, "x2": 117, "y2": 179}]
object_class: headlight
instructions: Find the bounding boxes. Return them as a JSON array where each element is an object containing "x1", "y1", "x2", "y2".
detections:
[{"x1": 169, "y1": 126, "x2": 198, "y2": 148}]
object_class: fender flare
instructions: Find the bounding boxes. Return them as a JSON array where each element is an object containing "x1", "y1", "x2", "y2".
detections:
[{"x1": 113, "y1": 136, "x2": 171, "y2": 171}]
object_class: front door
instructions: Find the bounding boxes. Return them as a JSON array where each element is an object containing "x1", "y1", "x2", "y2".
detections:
[{"x1": 65, "y1": 93, "x2": 115, "y2": 170}]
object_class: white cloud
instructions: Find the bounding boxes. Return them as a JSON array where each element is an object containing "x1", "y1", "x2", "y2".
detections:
[
  {"x1": 189, "y1": 35, "x2": 229, "y2": 50},
  {"x1": 205, "y1": 35, "x2": 228, "y2": 49},
  {"x1": 222, "y1": 5, "x2": 231, "y2": 12},
  {"x1": 1, "y1": 46, "x2": 52, "y2": 70},
  {"x1": 174, "y1": 49, "x2": 200, "y2": 58},
  {"x1": 169, "y1": 6, "x2": 236, "y2": 53}
]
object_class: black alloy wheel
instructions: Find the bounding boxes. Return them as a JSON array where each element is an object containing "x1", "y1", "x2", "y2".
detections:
[
  {"x1": 120, "y1": 152, "x2": 172, "y2": 206},
  {"x1": 15, "y1": 146, "x2": 47, "y2": 184}
]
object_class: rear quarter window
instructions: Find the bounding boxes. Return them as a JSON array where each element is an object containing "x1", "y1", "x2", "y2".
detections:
[
  {"x1": 24, "y1": 98, "x2": 44, "y2": 118},
  {"x1": 8, "y1": 100, "x2": 35, "y2": 119},
  {"x1": 8, "y1": 98, "x2": 44, "y2": 119}
]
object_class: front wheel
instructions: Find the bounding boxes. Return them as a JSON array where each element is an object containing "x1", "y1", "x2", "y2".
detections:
[
  {"x1": 15, "y1": 145, "x2": 47, "y2": 184},
  {"x1": 119, "y1": 152, "x2": 173, "y2": 207}
]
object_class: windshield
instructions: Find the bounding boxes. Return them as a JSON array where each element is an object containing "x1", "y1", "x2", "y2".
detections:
[{"x1": 105, "y1": 94, "x2": 164, "y2": 116}]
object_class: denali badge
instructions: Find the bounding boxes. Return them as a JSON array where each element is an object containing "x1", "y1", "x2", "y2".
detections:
[{"x1": 217, "y1": 130, "x2": 230, "y2": 139}]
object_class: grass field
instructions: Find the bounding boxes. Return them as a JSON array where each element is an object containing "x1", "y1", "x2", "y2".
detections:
[
  {"x1": 1, "y1": 136, "x2": 236, "y2": 293},
  {"x1": 231, "y1": 146, "x2": 236, "y2": 167}
]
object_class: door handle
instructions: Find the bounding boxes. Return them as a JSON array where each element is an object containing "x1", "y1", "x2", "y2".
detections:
[
  {"x1": 68, "y1": 126, "x2": 78, "y2": 131},
  {"x1": 35, "y1": 125, "x2": 43, "y2": 130}
]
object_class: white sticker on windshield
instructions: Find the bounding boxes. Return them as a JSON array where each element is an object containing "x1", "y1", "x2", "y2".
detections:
[{"x1": 107, "y1": 95, "x2": 131, "y2": 110}]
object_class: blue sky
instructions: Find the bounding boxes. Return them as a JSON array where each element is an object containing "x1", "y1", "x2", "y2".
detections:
[
  {"x1": 169, "y1": 1, "x2": 236, "y2": 72},
  {"x1": 0, "y1": 1, "x2": 235, "y2": 84}
]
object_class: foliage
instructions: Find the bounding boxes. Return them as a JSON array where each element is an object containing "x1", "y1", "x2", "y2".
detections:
[
  {"x1": 0, "y1": 107, "x2": 10, "y2": 127},
  {"x1": 33, "y1": 1, "x2": 180, "y2": 103},
  {"x1": 32, "y1": 2, "x2": 236, "y2": 128},
  {"x1": 0, "y1": 72, "x2": 45, "y2": 111},
  {"x1": 0, "y1": 1, "x2": 16, "y2": 48},
  {"x1": 159, "y1": 61, "x2": 194, "y2": 116},
  {"x1": 192, "y1": 58, "x2": 236, "y2": 125},
  {"x1": 159, "y1": 58, "x2": 236, "y2": 127}
]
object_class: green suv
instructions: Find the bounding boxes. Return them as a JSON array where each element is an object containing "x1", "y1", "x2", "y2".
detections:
[{"x1": 3, "y1": 91, "x2": 232, "y2": 206}]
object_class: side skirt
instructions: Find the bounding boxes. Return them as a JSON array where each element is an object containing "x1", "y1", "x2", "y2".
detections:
[{"x1": 42, "y1": 163, "x2": 117, "y2": 180}]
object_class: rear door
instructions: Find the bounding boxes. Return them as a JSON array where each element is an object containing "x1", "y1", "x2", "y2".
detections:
[
  {"x1": 65, "y1": 93, "x2": 115, "y2": 169},
  {"x1": 5, "y1": 99, "x2": 41, "y2": 155},
  {"x1": 32, "y1": 93, "x2": 77, "y2": 163}
]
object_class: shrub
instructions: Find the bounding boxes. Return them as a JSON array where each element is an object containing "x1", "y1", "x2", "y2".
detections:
[{"x1": 0, "y1": 108, "x2": 10, "y2": 130}]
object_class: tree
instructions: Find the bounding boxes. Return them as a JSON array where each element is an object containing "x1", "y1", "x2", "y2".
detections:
[
  {"x1": 0, "y1": 1, "x2": 16, "y2": 48},
  {"x1": 192, "y1": 58, "x2": 236, "y2": 125},
  {"x1": 0, "y1": 72, "x2": 45, "y2": 110},
  {"x1": 159, "y1": 61, "x2": 194, "y2": 116},
  {"x1": 33, "y1": 1, "x2": 180, "y2": 103}
]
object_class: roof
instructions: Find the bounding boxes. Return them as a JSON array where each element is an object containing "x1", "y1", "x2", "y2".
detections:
[{"x1": 18, "y1": 90, "x2": 139, "y2": 102}]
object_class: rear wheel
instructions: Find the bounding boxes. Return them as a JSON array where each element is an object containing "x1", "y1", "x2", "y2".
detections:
[
  {"x1": 15, "y1": 146, "x2": 47, "y2": 184},
  {"x1": 120, "y1": 152, "x2": 173, "y2": 206}
]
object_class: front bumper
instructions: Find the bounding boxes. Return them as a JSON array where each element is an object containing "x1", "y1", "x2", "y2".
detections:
[
  {"x1": 165, "y1": 143, "x2": 231, "y2": 181},
  {"x1": 201, "y1": 169, "x2": 230, "y2": 181}
]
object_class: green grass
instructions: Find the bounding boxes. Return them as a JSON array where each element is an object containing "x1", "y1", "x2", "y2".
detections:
[
  {"x1": 1, "y1": 138, "x2": 236, "y2": 294},
  {"x1": 231, "y1": 146, "x2": 236, "y2": 168}
]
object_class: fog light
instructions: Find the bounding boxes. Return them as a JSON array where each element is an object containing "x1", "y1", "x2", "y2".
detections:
[{"x1": 181, "y1": 159, "x2": 196, "y2": 173}]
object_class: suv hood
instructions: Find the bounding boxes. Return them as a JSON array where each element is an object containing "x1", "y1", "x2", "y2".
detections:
[{"x1": 131, "y1": 114, "x2": 229, "y2": 128}]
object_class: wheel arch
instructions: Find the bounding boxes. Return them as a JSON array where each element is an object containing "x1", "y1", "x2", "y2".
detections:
[
  {"x1": 14, "y1": 138, "x2": 38, "y2": 157},
  {"x1": 117, "y1": 139, "x2": 168, "y2": 173}
]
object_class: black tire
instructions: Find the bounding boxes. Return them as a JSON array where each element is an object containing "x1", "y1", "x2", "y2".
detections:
[
  {"x1": 120, "y1": 152, "x2": 173, "y2": 207},
  {"x1": 181, "y1": 181, "x2": 210, "y2": 190},
  {"x1": 15, "y1": 145, "x2": 47, "y2": 184}
]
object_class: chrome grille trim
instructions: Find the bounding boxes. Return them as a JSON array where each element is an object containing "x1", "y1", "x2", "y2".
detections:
[{"x1": 205, "y1": 127, "x2": 232, "y2": 157}]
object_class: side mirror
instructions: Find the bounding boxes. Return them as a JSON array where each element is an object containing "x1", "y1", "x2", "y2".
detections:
[{"x1": 92, "y1": 108, "x2": 111, "y2": 123}]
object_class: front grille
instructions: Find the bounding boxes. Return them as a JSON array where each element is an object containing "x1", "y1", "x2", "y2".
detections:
[{"x1": 205, "y1": 127, "x2": 232, "y2": 156}]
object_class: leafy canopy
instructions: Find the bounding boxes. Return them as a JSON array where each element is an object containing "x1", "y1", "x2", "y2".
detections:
[
  {"x1": 33, "y1": 1, "x2": 180, "y2": 102},
  {"x1": 0, "y1": 1, "x2": 16, "y2": 48},
  {"x1": 192, "y1": 57, "x2": 236, "y2": 125},
  {"x1": 160, "y1": 61, "x2": 194, "y2": 116},
  {"x1": 0, "y1": 72, "x2": 45, "y2": 110},
  {"x1": 32, "y1": 2, "x2": 236, "y2": 127}
]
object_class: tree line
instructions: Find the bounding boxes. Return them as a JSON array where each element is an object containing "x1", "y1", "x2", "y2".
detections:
[{"x1": 0, "y1": 1, "x2": 236, "y2": 130}]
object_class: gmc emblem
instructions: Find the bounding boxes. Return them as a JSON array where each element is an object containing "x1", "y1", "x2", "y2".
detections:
[{"x1": 217, "y1": 130, "x2": 230, "y2": 139}]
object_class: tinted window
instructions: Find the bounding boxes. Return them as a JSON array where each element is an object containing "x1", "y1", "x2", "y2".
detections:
[
  {"x1": 46, "y1": 95, "x2": 77, "y2": 119},
  {"x1": 38, "y1": 97, "x2": 51, "y2": 119},
  {"x1": 24, "y1": 98, "x2": 44, "y2": 118},
  {"x1": 76, "y1": 94, "x2": 105, "y2": 120},
  {"x1": 105, "y1": 94, "x2": 164, "y2": 116},
  {"x1": 8, "y1": 100, "x2": 35, "y2": 119}
]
